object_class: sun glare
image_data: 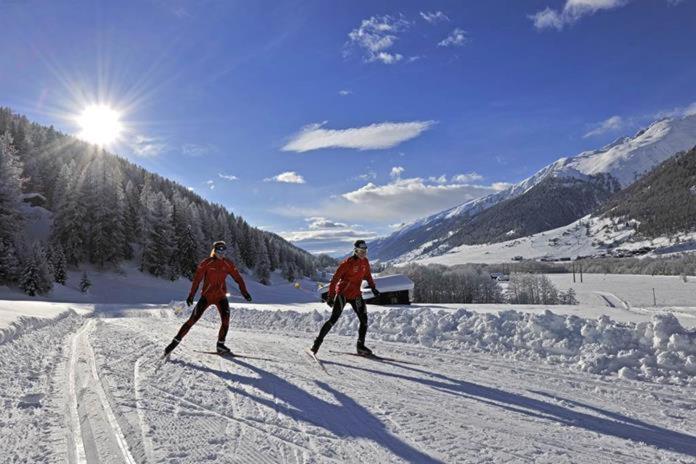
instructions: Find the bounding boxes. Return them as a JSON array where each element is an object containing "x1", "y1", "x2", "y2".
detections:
[{"x1": 76, "y1": 104, "x2": 123, "y2": 146}]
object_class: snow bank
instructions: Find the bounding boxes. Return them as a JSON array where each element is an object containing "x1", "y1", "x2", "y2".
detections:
[
  {"x1": 0, "y1": 308, "x2": 80, "y2": 345},
  {"x1": 183, "y1": 305, "x2": 696, "y2": 384}
]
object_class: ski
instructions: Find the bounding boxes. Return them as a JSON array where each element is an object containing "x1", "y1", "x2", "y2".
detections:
[
  {"x1": 329, "y1": 350, "x2": 421, "y2": 366},
  {"x1": 193, "y1": 350, "x2": 276, "y2": 362},
  {"x1": 305, "y1": 348, "x2": 329, "y2": 375}
]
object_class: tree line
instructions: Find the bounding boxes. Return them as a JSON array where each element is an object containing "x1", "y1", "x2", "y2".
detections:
[{"x1": 0, "y1": 108, "x2": 333, "y2": 295}]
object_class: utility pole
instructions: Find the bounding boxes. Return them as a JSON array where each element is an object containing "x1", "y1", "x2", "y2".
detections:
[{"x1": 653, "y1": 288, "x2": 656, "y2": 306}]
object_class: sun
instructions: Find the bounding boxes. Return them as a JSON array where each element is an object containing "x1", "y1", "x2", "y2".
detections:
[{"x1": 76, "y1": 104, "x2": 123, "y2": 146}]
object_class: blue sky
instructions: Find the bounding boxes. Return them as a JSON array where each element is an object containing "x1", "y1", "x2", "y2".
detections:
[{"x1": 2, "y1": 0, "x2": 696, "y2": 255}]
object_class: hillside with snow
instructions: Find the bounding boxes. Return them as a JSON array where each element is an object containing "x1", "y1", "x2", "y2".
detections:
[{"x1": 371, "y1": 114, "x2": 696, "y2": 264}]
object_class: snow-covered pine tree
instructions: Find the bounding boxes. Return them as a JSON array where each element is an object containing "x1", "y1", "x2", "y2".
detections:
[
  {"x1": 79, "y1": 271, "x2": 91, "y2": 293},
  {"x1": 19, "y1": 243, "x2": 52, "y2": 296},
  {"x1": 141, "y1": 191, "x2": 175, "y2": 277},
  {"x1": 50, "y1": 243, "x2": 68, "y2": 284},
  {"x1": 254, "y1": 233, "x2": 271, "y2": 285},
  {"x1": 51, "y1": 168, "x2": 86, "y2": 266},
  {"x1": 0, "y1": 132, "x2": 24, "y2": 284}
]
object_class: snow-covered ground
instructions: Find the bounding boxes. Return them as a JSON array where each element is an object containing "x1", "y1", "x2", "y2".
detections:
[{"x1": 1, "y1": 270, "x2": 696, "y2": 463}]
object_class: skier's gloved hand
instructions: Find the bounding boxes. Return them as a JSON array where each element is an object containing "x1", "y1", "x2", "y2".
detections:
[
  {"x1": 186, "y1": 295, "x2": 194, "y2": 306},
  {"x1": 371, "y1": 287, "x2": 380, "y2": 297},
  {"x1": 242, "y1": 292, "x2": 252, "y2": 302},
  {"x1": 326, "y1": 295, "x2": 335, "y2": 307}
]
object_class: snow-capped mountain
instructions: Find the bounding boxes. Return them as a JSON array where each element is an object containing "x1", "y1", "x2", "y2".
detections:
[{"x1": 371, "y1": 113, "x2": 696, "y2": 263}]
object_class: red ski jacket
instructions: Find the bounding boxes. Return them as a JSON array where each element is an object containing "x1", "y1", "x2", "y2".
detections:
[
  {"x1": 328, "y1": 255, "x2": 376, "y2": 300},
  {"x1": 189, "y1": 257, "x2": 248, "y2": 303}
]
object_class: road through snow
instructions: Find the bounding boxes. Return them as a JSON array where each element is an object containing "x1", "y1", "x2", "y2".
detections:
[{"x1": 2, "y1": 310, "x2": 696, "y2": 463}]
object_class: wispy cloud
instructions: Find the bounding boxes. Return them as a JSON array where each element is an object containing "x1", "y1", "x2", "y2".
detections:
[
  {"x1": 281, "y1": 217, "x2": 378, "y2": 256},
  {"x1": 282, "y1": 121, "x2": 435, "y2": 153},
  {"x1": 218, "y1": 173, "x2": 239, "y2": 181},
  {"x1": 583, "y1": 115, "x2": 624, "y2": 138},
  {"x1": 452, "y1": 172, "x2": 484, "y2": 183},
  {"x1": 531, "y1": 0, "x2": 635, "y2": 30},
  {"x1": 182, "y1": 143, "x2": 217, "y2": 157},
  {"x1": 130, "y1": 135, "x2": 167, "y2": 157},
  {"x1": 276, "y1": 175, "x2": 504, "y2": 223},
  {"x1": 420, "y1": 11, "x2": 450, "y2": 24},
  {"x1": 354, "y1": 170, "x2": 377, "y2": 181},
  {"x1": 338, "y1": 89, "x2": 352, "y2": 96},
  {"x1": 346, "y1": 14, "x2": 411, "y2": 64},
  {"x1": 264, "y1": 171, "x2": 306, "y2": 184},
  {"x1": 438, "y1": 28, "x2": 468, "y2": 47},
  {"x1": 390, "y1": 166, "x2": 405, "y2": 178},
  {"x1": 205, "y1": 180, "x2": 215, "y2": 190},
  {"x1": 654, "y1": 101, "x2": 696, "y2": 119}
]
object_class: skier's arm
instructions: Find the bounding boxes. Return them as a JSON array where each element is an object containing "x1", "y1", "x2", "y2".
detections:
[
  {"x1": 226, "y1": 260, "x2": 250, "y2": 297},
  {"x1": 365, "y1": 262, "x2": 378, "y2": 293},
  {"x1": 189, "y1": 262, "x2": 205, "y2": 299},
  {"x1": 328, "y1": 261, "x2": 347, "y2": 297}
]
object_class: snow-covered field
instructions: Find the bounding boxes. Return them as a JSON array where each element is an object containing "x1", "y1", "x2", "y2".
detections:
[{"x1": 1, "y1": 271, "x2": 696, "y2": 463}]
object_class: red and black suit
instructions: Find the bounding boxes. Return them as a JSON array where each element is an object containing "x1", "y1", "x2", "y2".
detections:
[
  {"x1": 313, "y1": 255, "x2": 376, "y2": 350},
  {"x1": 175, "y1": 256, "x2": 249, "y2": 343}
]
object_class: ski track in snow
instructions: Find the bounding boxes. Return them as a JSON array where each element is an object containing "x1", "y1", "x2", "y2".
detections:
[{"x1": 1, "y1": 310, "x2": 696, "y2": 463}]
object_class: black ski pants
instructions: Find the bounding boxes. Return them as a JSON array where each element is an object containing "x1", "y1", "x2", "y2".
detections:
[
  {"x1": 315, "y1": 295, "x2": 368, "y2": 347},
  {"x1": 175, "y1": 296, "x2": 230, "y2": 342}
]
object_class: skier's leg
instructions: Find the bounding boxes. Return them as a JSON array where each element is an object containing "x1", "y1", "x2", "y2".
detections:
[
  {"x1": 216, "y1": 298, "x2": 231, "y2": 343},
  {"x1": 166, "y1": 297, "x2": 208, "y2": 355},
  {"x1": 350, "y1": 297, "x2": 371, "y2": 354},
  {"x1": 175, "y1": 297, "x2": 208, "y2": 340},
  {"x1": 312, "y1": 295, "x2": 345, "y2": 352}
]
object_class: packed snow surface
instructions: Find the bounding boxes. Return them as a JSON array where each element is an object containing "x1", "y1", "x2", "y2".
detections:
[{"x1": 1, "y1": 298, "x2": 696, "y2": 463}]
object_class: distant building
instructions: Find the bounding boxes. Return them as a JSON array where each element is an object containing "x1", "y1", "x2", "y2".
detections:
[{"x1": 317, "y1": 274, "x2": 415, "y2": 305}]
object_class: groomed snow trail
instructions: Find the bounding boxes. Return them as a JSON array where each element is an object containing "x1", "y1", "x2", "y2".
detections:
[
  {"x1": 2, "y1": 309, "x2": 696, "y2": 463},
  {"x1": 75, "y1": 314, "x2": 696, "y2": 464}
]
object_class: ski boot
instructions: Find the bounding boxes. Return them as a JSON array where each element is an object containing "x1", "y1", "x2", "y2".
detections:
[
  {"x1": 164, "y1": 337, "x2": 180, "y2": 356},
  {"x1": 356, "y1": 342, "x2": 373, "y2": 357},
  {"x1": 216, "y1": 341, "x2": 232, "y2": 355},
  {"x1": 310, "y1": 338, "x2": 321, "y2": 355}
]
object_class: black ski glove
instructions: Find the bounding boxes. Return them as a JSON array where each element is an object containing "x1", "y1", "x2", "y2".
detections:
[
  {"x1": 242, "y1": 291, "x2": 252, "y2": 302},
  {"x1": 326, "y1": 296, "x2": 335, "y2": 307},
  {"x1": 186, "y1": 295, "x2": 194, "y2": 306},
  {"x1": 371, "y1": 287, "x2": 380, "y2": 297}
]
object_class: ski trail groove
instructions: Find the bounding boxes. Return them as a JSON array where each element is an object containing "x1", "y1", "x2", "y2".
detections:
[
  {"x1": 134, "y1": 355, "x2": 155, "y2": 463},
  {"x1": 66, "y1": 321, "x2": 88, "y2": 464}
]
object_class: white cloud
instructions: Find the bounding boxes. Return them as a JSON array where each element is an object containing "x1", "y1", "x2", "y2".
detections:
[
  {"x1": 182, "y1": 143, "x2": 217, "y2": 157},
  {"x1": 218, "y1": 173, "x2": 238, "y2": 181},
  {"x1": 282, "y1": 120, "x2": 435, "y2": 153},
  {"x1": 390, "y1": 166, "x2": 405, "y2": 178},
  {"x1": 264, "y1": 171, "x2": 306, "y2": 184},
  {"x1": 338, "y1": 89, "x2": 352, "y2": 96},
  {"x1": 491, "y1": 182, "x2": 514, "y2": 191},
  {"x1": 420, "y1": 11, "x2": 450, "y2": 24},
  {"x1": 654, "y1": 101, "x2": 696, "y2": 119},
  {"x1": 428, "y1": 175, "x2": 448, "y2": 184},
  {"x1": 346, "y1": 14, "x2": 410, "y2": 64},
  {"x1": 205, "y1": 180, "x2": 215, "y2": 190},
  {"x1": 452, "y1": 172, "x2": 484, "y2": 183},
  {"x1": 583, "y1": 115, "x2": 624, "y2": 138},
  {"x1": 281, "y1": 218, "x2": 378, "y2": 256},
  {"x1": 355, "y1": 170, "x2": 377, "y2": 181},
  {"x1": 530, "y1": 0, "x2": 630, "y2": 30},
  {"x1": 438, "y1": 28, "x2": 468, "y2": 47},
  {"x1": 306, "y1": 217, "x2": 348, "y2": 229},
  {"x1": 130, "y1": 135, "x2": 167, "y2": 157}
]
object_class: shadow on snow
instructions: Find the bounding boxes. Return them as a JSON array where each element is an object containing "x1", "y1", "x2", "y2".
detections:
[
  {"x1": 323, "y1": 358, "x2": 696, "y2": 458},
  {"x1": 177, "y1": 358, "x2": 444, "y2": 464}
]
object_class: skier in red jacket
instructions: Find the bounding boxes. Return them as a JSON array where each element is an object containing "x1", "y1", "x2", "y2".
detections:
[
  {"x1": 311, "y1": 240, "x2": 380, "y2": 356},
  {"x1": 164, "y1": 241, "x2": 252, "y2": 356}
]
